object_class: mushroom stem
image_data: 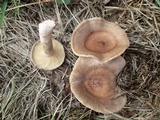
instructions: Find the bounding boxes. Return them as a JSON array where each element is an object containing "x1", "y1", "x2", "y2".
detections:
[
  {"x1": 39, "y1": 20, "x2": 56, "y2": 56},
  {"x1": 41, "y1": 38, "x2": 54, "y2": 56}
]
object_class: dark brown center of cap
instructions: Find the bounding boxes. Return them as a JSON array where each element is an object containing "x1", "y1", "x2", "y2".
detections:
[
  {"x1": 84, "y1": 67, "x2": 116, "y2": 99},
  {"x1": 84, "y1": 31, "x2": 117, "y2": 53}
]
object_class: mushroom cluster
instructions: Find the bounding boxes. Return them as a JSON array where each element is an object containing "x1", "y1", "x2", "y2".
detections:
[{"x1": 70, "y1": 17, "x2": 129, "y2": 114}]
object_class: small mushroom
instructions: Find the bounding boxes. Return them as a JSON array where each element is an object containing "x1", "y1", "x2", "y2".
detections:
[
  {"x1": 71, "y1": 17, "x2": 129, "y2": 62},
  {"x1": 31, "y1": 20, "x2": 65, "y2": 70},
  {"x1": 70, "y1": 56, "x2": 126, "y2": 113}
]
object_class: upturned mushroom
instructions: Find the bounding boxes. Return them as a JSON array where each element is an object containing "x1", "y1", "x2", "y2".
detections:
[
  {"x1": 71, "y1": 17, "x2": 129, "y2": 62},
  {"x1": 69, "y1": 56, "x2": 126, "y2": 113},
  {"x1": 31, "y1": 20, "x2": 65, "y2": 70}
]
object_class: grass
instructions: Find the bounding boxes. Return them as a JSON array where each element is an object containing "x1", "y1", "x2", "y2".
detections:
[
  {"x1": 155, "y1": 0, "x2": 160, "y2": 6},
  {"x1": 0, "y1": 0, "x2": 160, "y2": 119},
  {"x1": 0, "y1": 0, "x2": 8, "y2": 28},
  {"x1": 56, "y1": 0, "x2": 71, "y2": 5}
]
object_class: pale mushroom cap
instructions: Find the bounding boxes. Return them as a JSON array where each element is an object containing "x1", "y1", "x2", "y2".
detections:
[
  {"x1": 70, "y1": 56, "x2": 126, "y2": 113},
  {"x1": 31, "y1": 39, "x2": 65, "y2": 70},
  {"x1": 71, "y1": 17, "x2": 130, "y2": 62}
]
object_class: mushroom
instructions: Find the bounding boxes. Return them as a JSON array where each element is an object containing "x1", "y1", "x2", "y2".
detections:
[
  {"x1": 31, "y1": 20, "x2": 65, "y2": 70},
  {"x1": 69, "y1": 56, "x2": 126, "y2": 113},
  {"x1": 71, "y1": 17, "x2": 129, "y2": 62}
]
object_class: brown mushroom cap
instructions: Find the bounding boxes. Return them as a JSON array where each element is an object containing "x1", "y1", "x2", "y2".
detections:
[
  {"x1": 71, "y1": 17, "x2": 130, "y2": 62},
  {"x1": 31, "y1": 39, "x2": 65, "y2": 70},
  {"x1": 70, "y1": 56, "x2": 126, "y2": 113}
]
